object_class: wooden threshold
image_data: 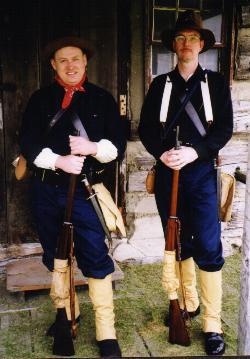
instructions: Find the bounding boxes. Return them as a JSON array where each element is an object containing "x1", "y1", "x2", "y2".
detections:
[{"x1": 6, "y1": 256, "x2": 124, "y2": 292}]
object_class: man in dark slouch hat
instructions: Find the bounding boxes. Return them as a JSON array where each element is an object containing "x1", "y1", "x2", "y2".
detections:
[
  {"x1": 19, "y1": 36, "x2": 125, "y2": 357},
  {"x1": 139, "y1": 10, "x2": 233, "y2": 356}
]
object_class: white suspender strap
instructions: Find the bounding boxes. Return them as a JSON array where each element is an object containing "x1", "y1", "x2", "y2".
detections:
[
  {"x1": 201, "y1": 72, "x2": 213, "y2": 124},
  {"x1": 160, "y1": 76, "x2": 172, "y2": 123},
  {"x1": 160, "y1": 72, "x2": 213, "y2": 124}
]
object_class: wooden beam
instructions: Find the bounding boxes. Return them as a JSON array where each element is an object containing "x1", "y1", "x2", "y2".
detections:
[{"x1": 6, "y1": 257, "x2": 124, "y2": 292}]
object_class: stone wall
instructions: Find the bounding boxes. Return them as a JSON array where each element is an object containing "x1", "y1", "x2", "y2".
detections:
[
  {"x1": 236, "y1": 6, "x2": 250, "y2": 80},
  {"x1": 223, "y1": 5, "x2": 250, "y2": 255},
  {"x1": 238, "y1": 131, "x2": 250, "y2": 355},
  {"x1": 220, "y1": 80, "x2": 249, "y2": 255}
]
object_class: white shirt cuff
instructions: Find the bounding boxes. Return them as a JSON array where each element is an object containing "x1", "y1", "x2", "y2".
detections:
[
  {"x1": 33, "y1": 148, "x2": 60, "y2": 170},
  {"x1": 92, "y1": 139, "x2": 118, "y2": 163}
]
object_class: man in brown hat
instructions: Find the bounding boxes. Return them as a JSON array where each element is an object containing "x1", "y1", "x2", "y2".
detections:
[
  {"x1": 19, "y1": 36, "x2": 126, "y2": 357},
  {"x1": 139, "y1": 10, "x2": 233, "y2": 356}
]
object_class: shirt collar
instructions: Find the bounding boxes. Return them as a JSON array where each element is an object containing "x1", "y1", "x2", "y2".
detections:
[{"x1": 169, "y1": 64, "x2": 206, "y2": 84}]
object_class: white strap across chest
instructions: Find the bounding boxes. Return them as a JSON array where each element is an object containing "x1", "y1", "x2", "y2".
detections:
[
  {"x1": 160, "y1": 72, "x2": 213, "y2": 124},
  {"x1": 160, "y1": 76, "x2": 172, "y2": 123},
  {"x1": 200, "y1": 73, "x2": 213, "y2": 123}
]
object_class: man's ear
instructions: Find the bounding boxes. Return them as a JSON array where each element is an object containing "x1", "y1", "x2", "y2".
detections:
[
  {"x1": 50, "y1": 58, "x2": 56, "y2": 71},
  {"x1": 172, "y1": 40, "x2": 176, "y2": 52},
  {"x1": 199, "y1": 39, "x2": 205, "y2": 53},
  {"x1": 83, "y1": 54, "x2": 87, "y2": 66}
]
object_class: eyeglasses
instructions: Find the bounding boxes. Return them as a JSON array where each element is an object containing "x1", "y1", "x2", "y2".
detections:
[{"x1": 174, "y1": 34, "x2": 201, "y2": 43}]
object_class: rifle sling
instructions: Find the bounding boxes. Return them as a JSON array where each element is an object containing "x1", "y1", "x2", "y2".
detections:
[
  {"x1": 163, "y1": 79, "x2": 201, "y2": 140},
  {"x1": 46, "y1": 92, "x2": 82, "y2": 136},
  {"x1": 70, "y1": 111, "x2": 90, "y2": 139},
  {"x1": 178, "y1": 93, "x2": 207, "y2": 137},
  {"x1": 47, "y1": 108, "x2": 67, "y2": 133}
]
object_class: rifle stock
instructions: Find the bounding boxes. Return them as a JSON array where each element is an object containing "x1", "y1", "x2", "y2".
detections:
[
  {"x1": 69, "y1": 223, "x2": 77, "y2": 338},
  {"x1": 168, "y1": 299, "x2": 190, "y2": 346}
]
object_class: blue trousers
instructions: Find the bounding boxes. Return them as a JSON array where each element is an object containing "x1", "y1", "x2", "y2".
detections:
[
  {"x1": 31, "y1": 178, "x2": 114, "y2": 279},
  {"x1": 155, "y1": 160, "x2": 224, "y2": 272}
]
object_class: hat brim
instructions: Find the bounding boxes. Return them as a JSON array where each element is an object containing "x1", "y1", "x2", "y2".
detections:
[
  {"x1": 161, "y1": 27, "x2": 215, "y2": 53},
  {"x1": 43, "y1": 36, "x2": 94, "y2": 61}
]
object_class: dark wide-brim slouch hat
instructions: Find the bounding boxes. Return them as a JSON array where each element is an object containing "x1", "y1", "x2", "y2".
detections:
[
  {"x1": 161, "y1": 10, "x2": 215, "y2": 53},
  {"x1": 43, "y1": 36, "x2": 94, "y2": 61}
]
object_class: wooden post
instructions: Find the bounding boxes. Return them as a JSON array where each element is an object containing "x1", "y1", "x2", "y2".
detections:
[
  {"x1": 238, "y1": 137, "x2": 250, "y2": 354},
  {"x1": 0, "y1": 90, "x2": 7, "y2": 244}
]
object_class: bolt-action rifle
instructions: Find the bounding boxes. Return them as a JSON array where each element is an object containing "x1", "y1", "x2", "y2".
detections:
[
  {"x1": 164, "y1": 126, "x2": 190, "y2": 346},
  {"x1": 51, "y1": 171, "x2": 78, "y2": 356}
]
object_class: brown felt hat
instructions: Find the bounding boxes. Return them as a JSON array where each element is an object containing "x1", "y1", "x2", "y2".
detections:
[
  {"x1": 43, "y1": 36, "x2": 94, "y2": 61},
  {"x1": 161, "y1": 10, "x2": 215, "y2": 53}
]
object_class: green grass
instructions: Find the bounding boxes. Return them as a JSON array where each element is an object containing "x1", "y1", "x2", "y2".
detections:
[{"x1": 0, "y1": 252, "x2": 241, "y2": 357}]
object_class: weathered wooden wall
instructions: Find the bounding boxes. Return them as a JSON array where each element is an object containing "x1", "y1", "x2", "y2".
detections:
[
  {"x1": 1, "y1": 1, "x2": 40, "y2": 245},
  {"x1": 236, "y1": 5, "x2": 250, "y2": 80}
]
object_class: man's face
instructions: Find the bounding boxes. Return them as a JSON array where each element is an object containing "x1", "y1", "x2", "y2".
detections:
[
  {"x1": 172, "y1": 30, "x2": 204, "y2": 63},
  {"x1": 50, "y1": 46, "x2": 87, "y2": 85}
]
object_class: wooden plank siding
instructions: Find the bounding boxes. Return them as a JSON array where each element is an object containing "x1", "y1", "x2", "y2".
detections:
[
  {"x1": 0, "y1": 92, "x2": 7, "y2": 245},
  {"x1": 39, "y1": 0, "x2": 82, "y2": 86},
  {"x1": 79, "y1": 0, "x2": 118, "y2": 97},
  {"x1": 0, "y1": 0, "x2": 7, "y2": 244},
  {"x1": 1, "y1": 1, "x2": 40, "y2": 244}
]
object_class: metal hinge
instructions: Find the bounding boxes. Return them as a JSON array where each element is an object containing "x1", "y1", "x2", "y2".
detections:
[{"x1": 119, "y1": 94, "x2": 126, "y2": 116}]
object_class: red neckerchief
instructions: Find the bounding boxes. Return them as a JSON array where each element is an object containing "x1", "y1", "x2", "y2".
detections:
[{"x1": 55, "y1": 73, "x2": 86, "y2": 109}]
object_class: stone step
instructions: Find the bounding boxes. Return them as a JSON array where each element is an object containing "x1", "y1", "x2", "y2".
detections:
[
  {"x1": 126, "y1": 192, "x2": 158, "y2": 216},
  {"x1": 112, "y1": 236, "x2": 164, "y2": 264},
  {"x1": 126, "y1": 140, "x2": 155, "y2": 171},
  {"x1": 127, "y1": 170, "x2": 148, "y2": 192},
  {"x1": 126, "y1": 215, "x2": 163, "y2": 240}
]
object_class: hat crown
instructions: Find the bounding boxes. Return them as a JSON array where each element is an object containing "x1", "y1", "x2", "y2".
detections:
[
  {"x1": 161, "y1": 9, "x2": 215, "y2": 53},
  {"x1": 175, "y1": 10, "x2": 202, "y2": 31},
  {"x1": 43, "y1": 36, "x2": 94, "y2": 62}
]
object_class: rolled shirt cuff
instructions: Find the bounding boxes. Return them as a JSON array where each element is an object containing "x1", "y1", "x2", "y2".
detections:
[
  {"x1": 33, "y1": 148, "x2": 60, "y2": 170},
  {"x1": 92, "y1": 139, "x2": 118, "y2": 163}
]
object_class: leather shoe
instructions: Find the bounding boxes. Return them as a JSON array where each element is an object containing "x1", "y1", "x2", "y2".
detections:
[
  {"x1": 164, "y1": 305, "x2": 200, "y2": 327},
  {"x1": 97, "y1": 339, "x2": 122, "y2": 358},
  {"x1": 46, "y1": 315, "x2": 80, "y2": 337},
  {"x1": 204, "y1": 332, "x2": 225, "y2": 355}
]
